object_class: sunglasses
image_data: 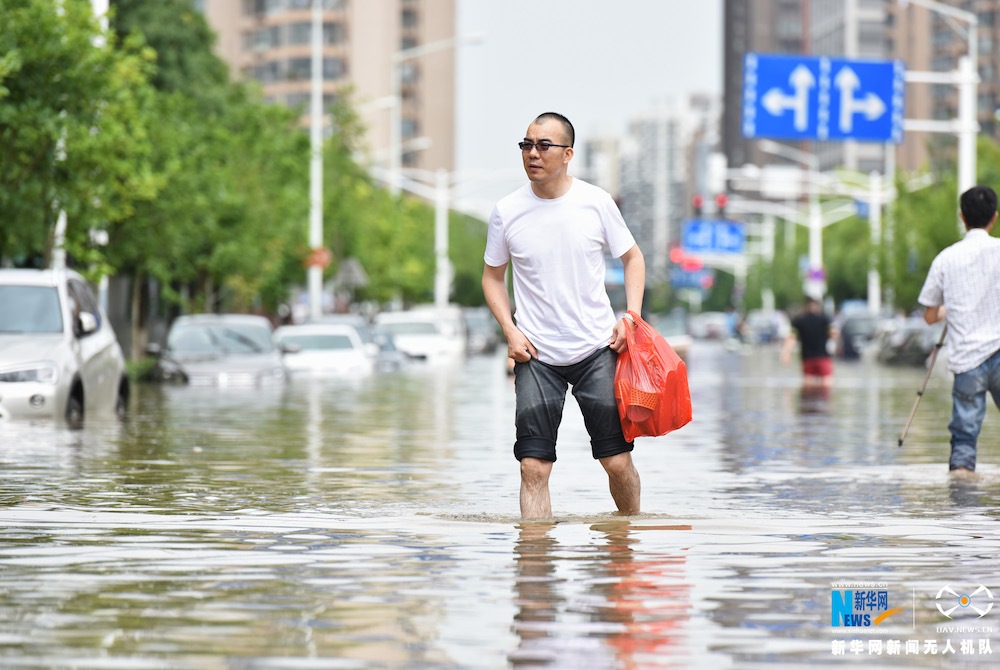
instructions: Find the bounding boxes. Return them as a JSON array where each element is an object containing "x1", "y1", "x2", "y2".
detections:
[{"x1": 518, "y1": 141, "x2": 570, "y2": 152}]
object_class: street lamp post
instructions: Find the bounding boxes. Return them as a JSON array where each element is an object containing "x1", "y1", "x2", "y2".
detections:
[
  {"x1": 307, "y1": 0, "x2": 325, "y2": 321},
  {"x1": 389, "y1": 34, "x2": 483, "y2": 196},
  {"x1": 758, "y1": 140, "x2": 825, "y2": 298}
]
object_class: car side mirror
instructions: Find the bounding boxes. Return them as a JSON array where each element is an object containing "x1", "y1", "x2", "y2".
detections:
[
  {"x1": 280, "y1": 342, "x2": 301, "y2": 354},
  {"x1": 76, "y1": 312, "x2": 98, "y2": 337},
  {"x1": 146, "y1": 342, "x2": 162, "y2": 357}
]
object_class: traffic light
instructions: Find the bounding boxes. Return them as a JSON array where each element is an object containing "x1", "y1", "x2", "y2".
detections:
[
  {"x1": 669, "y1": 244, "x2": 685, "y2": 264},
  {"x1": 691, "y1": 194, "x2": 703, "y2": 217},
  {"x1": 715, "y1": 193, "x2": 728, "y2": 218}
]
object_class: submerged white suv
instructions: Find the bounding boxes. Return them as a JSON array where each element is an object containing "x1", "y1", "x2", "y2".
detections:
[{"x1": 0, "y1": 268, "x2": 129, "y2": 429}]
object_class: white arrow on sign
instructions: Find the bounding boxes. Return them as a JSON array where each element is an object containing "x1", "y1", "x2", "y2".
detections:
[
  {"x1": 761, "y1": 64, "x2": 815, "y2": 131},
  {"x1": 834, "y1": 66, "x2": 887, "y2": 133}
]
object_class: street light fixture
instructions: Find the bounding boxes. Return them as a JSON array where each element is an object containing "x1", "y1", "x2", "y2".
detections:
[
  {"x1": 758, "y1": 140, "x2": 826, "y2": 298},
  {"x1": 389, "y1": 33, "x2": 484, "y2": 195}
]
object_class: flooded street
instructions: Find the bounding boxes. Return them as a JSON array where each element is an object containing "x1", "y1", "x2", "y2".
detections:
[{"x1": 2, "y1": 341, "x2": 999, "y2": 669}]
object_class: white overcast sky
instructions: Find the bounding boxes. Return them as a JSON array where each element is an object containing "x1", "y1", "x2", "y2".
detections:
[{"x1": 453, "y1": 0, "x2": 723, "y2": 218}]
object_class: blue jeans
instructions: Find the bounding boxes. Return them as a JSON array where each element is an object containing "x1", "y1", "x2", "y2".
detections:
[{"x1": 948, "y1": 348, "x2": 1000, "y2": 471}]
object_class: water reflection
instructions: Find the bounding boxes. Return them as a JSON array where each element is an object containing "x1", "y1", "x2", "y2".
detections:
[
  {"x1": 2, "y1": 344, "x2": 1000, "y2": 667},
  {"x1": 510, "y1": 521, "x2": 692, "y2": 668}
]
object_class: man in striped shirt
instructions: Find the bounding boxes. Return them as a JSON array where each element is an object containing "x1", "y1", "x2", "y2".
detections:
[{"x1": 918, "y1": 185, "x2": 1000, "y2": 476}]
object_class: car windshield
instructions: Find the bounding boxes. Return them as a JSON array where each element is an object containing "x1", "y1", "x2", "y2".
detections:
[
  {"x1": 380, "y1": 321, "x2": 439, "y2": 336},
  {"x1": 169, "y1": 323, "x2": 274, "y2": 354},
  {"x1": 0, "y1": 286, "x2": 63, "y2": 334},
  {"x1": 281, "y1": 334, "x2": 355, "y2": 351}
]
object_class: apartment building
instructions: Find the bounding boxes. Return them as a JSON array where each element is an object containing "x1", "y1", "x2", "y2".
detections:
[
  {"x1": 199, "y1": 0, "x2": 457, "y2": 173},
  {"x1": 722, "y1": 0, "x2": 806, "y2": 170}
]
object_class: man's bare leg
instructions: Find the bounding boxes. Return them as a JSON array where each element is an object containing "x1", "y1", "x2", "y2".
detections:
[
  {"x1": 600, "y1": 452, "x2": 640, "y2": 515},
  {"x1": 520, "y1": 457, "x2": 554, "y2": 519}
]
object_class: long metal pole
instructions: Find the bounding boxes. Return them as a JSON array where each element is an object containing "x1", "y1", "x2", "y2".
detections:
[
  {"x1": 867, "y1": 170, "x2": 882, "y2": 315},
  {"x1": 957, "y1": 55, "x2": 978, "y2": 201},
  {"x1": 433, "y1": 169, "x2": 450, "y2": 308},
  {"x1": 898, "y1": 324, "x2": 947, "y2": 447},
  {"x1": 308, "y1": 0, "x2": 324, "y2": 321}
]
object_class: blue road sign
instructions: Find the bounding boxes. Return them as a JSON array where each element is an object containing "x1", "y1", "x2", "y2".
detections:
[
  {"x1": 670, "y1": 268, "x2": 713, "y2": 290},
  {"x1": 681, "y1": 219, "x2": 745, "y2": 255},
  {"x1": 742, "y1": 52, "x2": 905, "y2": 143}
]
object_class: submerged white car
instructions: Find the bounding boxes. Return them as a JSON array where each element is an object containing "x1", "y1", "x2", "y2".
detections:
[
  {"x1": 273, "y1": 323, "x2": 376, "y2": 378},
  {"x1": 0, "y1": 269, "x2": 129, "y2": 428},
  {"x1": 374, "y1": 306, "x2": 467, "y2": 364}
]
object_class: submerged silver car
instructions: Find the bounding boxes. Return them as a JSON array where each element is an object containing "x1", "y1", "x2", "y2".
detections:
[{"x1": 0, "y1": 269, "x2": 129, "y2": 428}]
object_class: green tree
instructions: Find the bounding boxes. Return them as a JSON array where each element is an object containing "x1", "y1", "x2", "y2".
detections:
[
  {"x1": 0, "y1": 0, "x2": 158, "y2": 268},
  {"x1": 108, "y1": 0, "x2": 310, "y2": 355}
]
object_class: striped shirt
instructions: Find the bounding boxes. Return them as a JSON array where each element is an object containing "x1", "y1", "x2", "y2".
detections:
[{"x1": 918, "y1": 228, "x2": 1000, "y2": 373}]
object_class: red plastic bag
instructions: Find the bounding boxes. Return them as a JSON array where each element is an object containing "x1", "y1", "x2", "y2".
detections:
[{"x1": 614, "y1": 310, "x2": 692, "y2": 441}]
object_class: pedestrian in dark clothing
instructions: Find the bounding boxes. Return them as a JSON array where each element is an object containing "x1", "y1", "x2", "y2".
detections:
[{"x1": 781, "y1": 297, "x2": 835, "y2": 389}]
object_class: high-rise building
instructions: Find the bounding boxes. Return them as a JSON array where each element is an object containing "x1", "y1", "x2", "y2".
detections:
[
  {"x1": 600, "y1": 98, "x2": 717, "y2": 284},
  {"x1": 199, "y1": 0, "x2": 457, "y2": 173},
  {"x1": 890, "y1": 0, "x2": 1000, "y2": 172},
  {"x1": 722, "y1": 0, "x2": 806, "y2": 170}
]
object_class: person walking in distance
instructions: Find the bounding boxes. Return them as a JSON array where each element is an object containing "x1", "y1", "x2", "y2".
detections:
[
  {"x1": 481, "y1": 112, "x2": 646, "y2": 519},
  {"x1": 781, "y1": 296, "x2": 835, "y2": 389},
  {"x1": 918, "y1": 185, "x2": 1000, "y2": 477}
]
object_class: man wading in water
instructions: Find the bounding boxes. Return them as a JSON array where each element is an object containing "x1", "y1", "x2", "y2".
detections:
[{"x1": 482, "y1": 112, "x2": 646, "y2": 519}]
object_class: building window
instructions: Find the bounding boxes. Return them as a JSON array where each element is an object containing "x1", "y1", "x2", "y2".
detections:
[
  {"x1": 243, "y1": 0, "x2": 284, "y2": 16},
  {"x1": 288, "y1": 57, "x2": 311, "y2": 80},
  {"x1": 287, "y1": 21, "x2": 344, "y2": 46},
  {"x1": 401, "y1": 118, "x2": 419, "y2": 139},
  {"x1": 402, "y1": 8, "x2": 419, "y2": 28},
  {"x1": 289, "y1": 22, "x2": 311, "y2": 45},
  {"x1": 245, "y1": 25, "x2": 282, "y2": 51},
  {"x1": 250, "y1": 61, "x2": 282, "y2": 84},
  {"x1": 323, "y1": 57, "x2": 345, "y2": 79},
  {"x1": 324, "y1": 22, "x2": 344, "y2": 45},
  {"x1": 399, "y1": 62, "x2": 419, "y2": 86}
]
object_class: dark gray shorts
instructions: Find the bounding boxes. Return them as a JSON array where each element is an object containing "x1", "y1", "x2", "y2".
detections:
[{"x1": 512, "y1": 346, "x2": 633, "y2": 462}]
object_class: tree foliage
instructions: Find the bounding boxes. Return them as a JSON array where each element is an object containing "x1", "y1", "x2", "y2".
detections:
[
  {"x1": 0, "y1": 0, "x2": 158, "y2": 268},
  {"x1": 0, "y1": 0, "x2": 510, "y2": 362}
]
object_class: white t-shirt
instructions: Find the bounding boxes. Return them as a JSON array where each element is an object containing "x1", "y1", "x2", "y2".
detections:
[
  {"x1": 483, "y1": 178, "x2": 637, "y2": 365},
  {"x1": 918, "y1": 228, "x2": 1000, "y2": 374}
]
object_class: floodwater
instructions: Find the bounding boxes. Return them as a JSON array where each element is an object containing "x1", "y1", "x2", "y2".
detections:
[{"x1": 1, "y1": 341, "x2": 999, "y2": 669}]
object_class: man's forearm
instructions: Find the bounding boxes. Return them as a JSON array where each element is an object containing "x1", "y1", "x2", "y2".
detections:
[{"x1": 622, "y1": 247, "x2": 646, "y2": 315}]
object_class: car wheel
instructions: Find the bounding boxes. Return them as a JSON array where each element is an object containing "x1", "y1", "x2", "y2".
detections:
[{"x1": 66, "y1": 393, "x2": 84, "y2": 430}]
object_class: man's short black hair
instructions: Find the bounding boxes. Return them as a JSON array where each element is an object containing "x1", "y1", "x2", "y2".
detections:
[
  {"x1": 960, "y1": 185, "x2": 998, "y2": 228},
  {"x1": 534, "y1": 112, "x2": 575, "y2": 147}
]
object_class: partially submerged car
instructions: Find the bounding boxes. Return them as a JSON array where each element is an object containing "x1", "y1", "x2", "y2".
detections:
[
  {"x1": 0, "y1": 268, "x2": 129, "y2": 428},
  {"x1": 273, "y1": 323, "x2": 376, "y2": 378},
  {"x1": 374, "y1": 306, "x2": 467, "y2": 364},
  {"x1": 150, "y1": 314, "x2": 287, "y2": 387}
]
